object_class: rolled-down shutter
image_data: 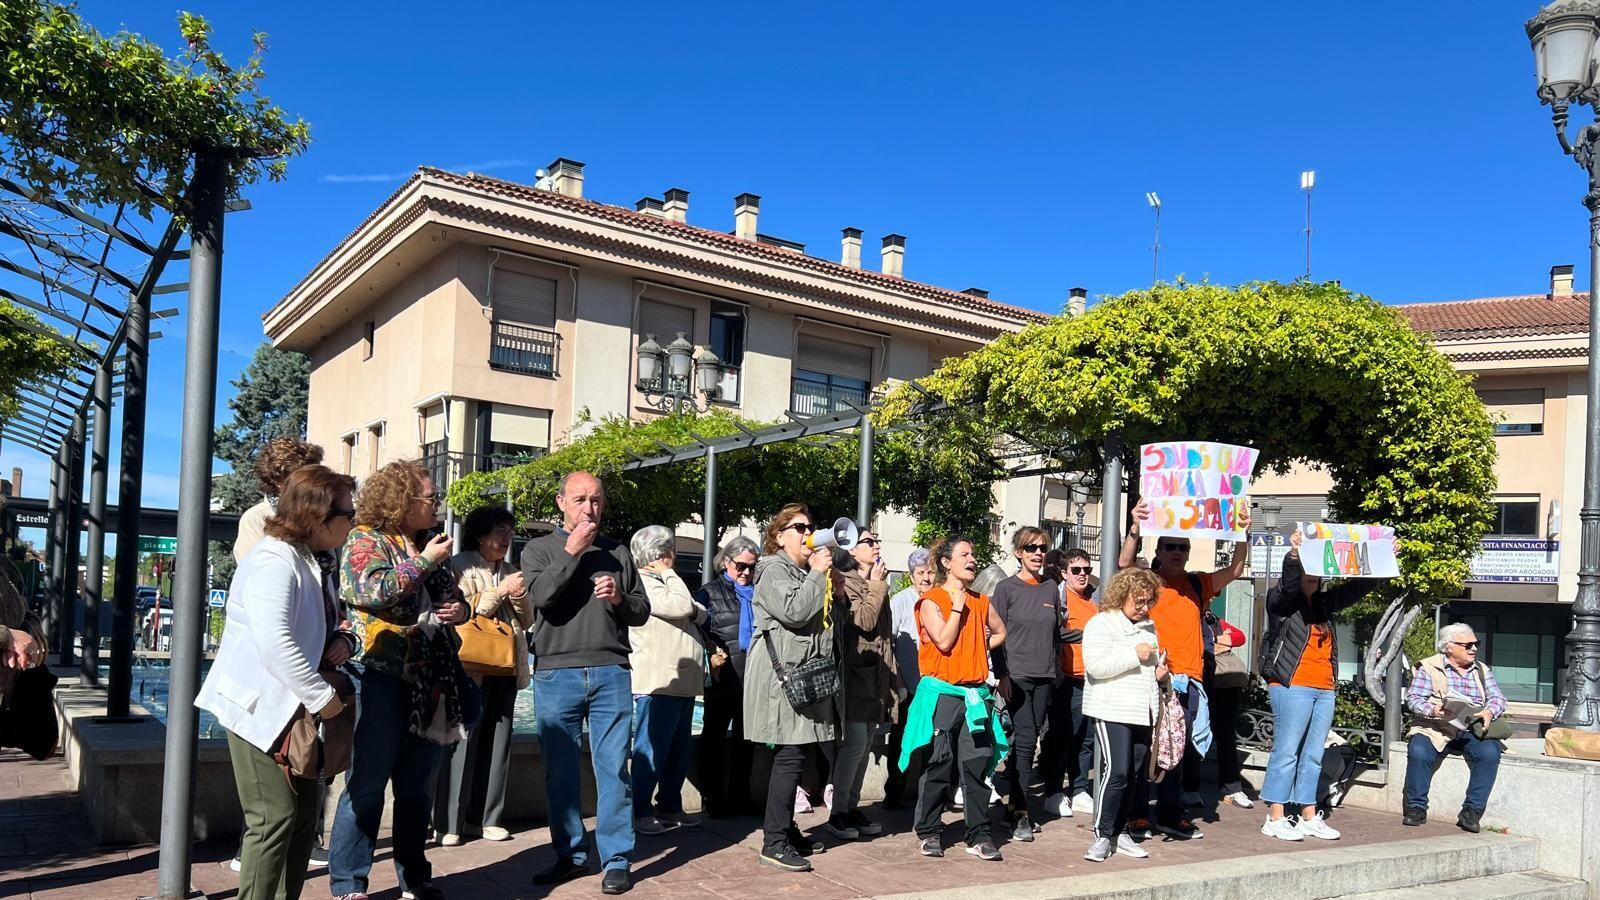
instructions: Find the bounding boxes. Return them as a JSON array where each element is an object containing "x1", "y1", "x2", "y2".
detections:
[
  {"x1": 490, "y1": 406, "x2": 552, "y2": 449},
  {"x1": 795, "y1": 334, "x2": 872, "y2": 381},
  {"x1": 1478, "y1": 389, "x2": 1544, "y2": 428},
  {"x1": 421, "y1": 405, "x2": 445, "y2": 444},
  {"x1": 1043, "y1": 481, "x2": 1072, "y2": 521},
  {"x1": 492, "y1": 269, "x2": 557, "y2": 327},
  {"x1": 1276, "y1": 494, "x2": 1331, "y2": 528},
  {"x1": 638, "y1": 299, "x2": 694, "y2": 344}
]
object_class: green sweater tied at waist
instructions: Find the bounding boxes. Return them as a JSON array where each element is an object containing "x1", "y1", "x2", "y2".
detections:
[{"x1": 896, "y1": 675, "x2": 1011, "y2": 777}]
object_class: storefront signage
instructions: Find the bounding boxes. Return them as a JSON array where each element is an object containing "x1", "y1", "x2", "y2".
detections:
[{"x1": 1468, "y1": 539, "x2": 1560, "y2": 584}]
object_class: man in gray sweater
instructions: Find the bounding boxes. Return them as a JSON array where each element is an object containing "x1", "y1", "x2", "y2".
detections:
[{"x1": 522, "y1": 470, "x2": 650, "y2": 895}]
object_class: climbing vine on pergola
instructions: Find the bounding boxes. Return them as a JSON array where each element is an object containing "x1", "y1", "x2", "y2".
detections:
[{"x1": 875, "y1": 280, "x2": 1499, "y2": 601}]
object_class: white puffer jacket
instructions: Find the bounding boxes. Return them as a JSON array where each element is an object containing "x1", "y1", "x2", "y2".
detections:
[{"x1": 1082, "y1": 609, "x2": 1162, "y2": 726}]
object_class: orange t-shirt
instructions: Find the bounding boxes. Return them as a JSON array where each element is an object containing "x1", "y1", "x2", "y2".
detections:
[
  {"x1": 1147, "y1": 570, "x2": 1214, "y2": 679},
  {"x1": 1060, "y1": 586, "x2": 1099, "y2": 679},
  {"x1": 916, "y1": 586, "x2": 992, "y2": 686},
  {"x1": 1290, "y1": 624, "x2": 1336, "y2": 690}
]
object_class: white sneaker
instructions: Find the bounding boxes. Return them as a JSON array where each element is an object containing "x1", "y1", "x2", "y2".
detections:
[
  {"x1": 439, "y1": 833, "x2": 462, "y2": 847},
  {"x1": 634, "y1": 816, "x2": 675, "y2": 836},
  {"x1": 794, "y1": 787, "x2": 814, "y2": 814},
  {"x1": 1072, "y1": 792, "x2": 1096, "y2": 814},
  {"x1": 1297, "y1": 813, "x2": 1341, "y2": 841},
  {"x1": 480, "y1": 826, "x2": 511, "y2": 841},
  {"x1": 1224, "y1": 791, "x2": 1255, "y2": 809},
  {"x1": 1261, "y1": 815, "x2": 1305, "y2": 842},
  {"x1": 1114, "y1": 832, "x2": 1149, "y2": 858},
  {"x1": 229, "y1": 856, "x2": 242, "y2": 873},
  {"x1": 1084, "y1": 836, "x2": 1113, "y2": 862},
  {"x1": 1046, "y1": 791, "x2": 1074, "y2": 817}
]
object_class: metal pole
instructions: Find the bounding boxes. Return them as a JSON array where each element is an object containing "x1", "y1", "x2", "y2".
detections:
[
  {"x1": 155, "y1": 150, "x2": 227, "y2": 900},
  {"x1": 1552, "y1": 159, "x2": 1600, "y2": 730},
  {"x1": 42, "y1": 449, "x2": 60, "y2": 648},
  {"x1": 108, "y1": 268, "x2": 149, "y2": 719},
  {"x1": 856, "y1": 415, "x2": 874, "y2": 528},
  {"x1": 60, "y1": 414, "x2": 85, "y2": 667},
  {"x1": 1152, "y1": 208, "x2": 1161, "y2": 286},
  {"x1": 1098, "y1": 432, "x2": 1124, "y2": 586},
  {"x1": 1383, "y1": 644, "x2": 1403, "y2": 766},
  {"x1": 1305, "y1": 188, "x2": 1313, "y2": 280},
  {"x1": 702, "y1": 446, "x2": 717, "y2": 585},
  {"x1": 82, "y1": 365, "x2": 110, "y2": 685}
]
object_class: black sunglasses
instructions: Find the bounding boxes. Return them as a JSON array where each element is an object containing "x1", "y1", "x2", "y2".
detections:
[
  {"x1": 730, "y1": 560, "x2": 755, "y2": 573},
  {"x1": 1067, "y1": 565, "x2": 1092, "y2": 575},
  {"x1": 1019, "y1": 543, "x2": 1049, "y2": 554},
  {"x1": 1159, "y1": 542, "x2": 1190, "y2": 553},
  {"x1": 786, "y1": 522, "x2": 816, "y2": 534},
  {"x1": 1451, "y1": 640, "x2": 1480, "y2": 650}
]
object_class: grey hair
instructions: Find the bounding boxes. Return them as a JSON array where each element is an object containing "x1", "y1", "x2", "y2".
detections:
[
  {"x1": 906, "y1": 548, "x2": 931, "y2": 572},
  {"x1": 714, "y1": 535, "x2": 761, "y2": 570},
  {"x1": 1437, "y1": 622, "x2": 1476, "y2": 654},
  {"x1": 629, "y1": 525, "x2": 676, "y2": 568}
]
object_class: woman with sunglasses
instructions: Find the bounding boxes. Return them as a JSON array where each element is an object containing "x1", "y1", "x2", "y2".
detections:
[
  {"x1": 744, "y1": 504, "x2": 839, "y2": 873},
  {"x1": 990, "y1": 527, "x2": 1060, "y2": 841},
  {"x1": 197, "y1": 465, "x2": 358, "y2": 900},
  {"x1": 1041, "y1": 547, "x2": 1100, "y2": 818},
  {"x1": 695, "y1": 535, "x2": 762, "y2": 818},
  {"x1": 1257, "y1": 528, "x2": 1383, "y2": 843},
  {"x1": 827, "y1": 527, "x2": 896, "y2": 842}
]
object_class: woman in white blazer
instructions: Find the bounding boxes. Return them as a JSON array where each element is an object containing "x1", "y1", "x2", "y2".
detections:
[
  {"x1": 1081, "y1": 567, "x2": 1169, "y2": 865},
  {"x1": 197, "y1": 465, "x2": 358, "y2": 900}
]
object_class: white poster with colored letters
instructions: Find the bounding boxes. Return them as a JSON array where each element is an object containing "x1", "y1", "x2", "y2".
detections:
[
  {"x1": 1137, "y1": 440, "x2": 1257, "y2": 541},
  {"x1": 1296, "y1": 522, "x2": 1399, "y2": 578}
]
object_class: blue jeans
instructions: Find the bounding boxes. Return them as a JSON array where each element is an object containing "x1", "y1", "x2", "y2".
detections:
[
  {"x1": 329, "y1": 668, "x2": 445, "y2": 896},
  {"x1": 1404, "y1": 732, "x2": 1502, "y2": 812},
  {"x1": 535, "y1": 665, "x2": 634, "y2": 873},
  {"x1": 1262, "y1": 684, "x2": 1336, "y2": 808},
  {"x1": 632, "y1": 694, "x2": 695, "y2": 818}
]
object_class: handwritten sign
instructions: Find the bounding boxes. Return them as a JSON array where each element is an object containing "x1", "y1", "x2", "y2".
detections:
[
  {"x1": 1297, "y1": 522, "x2": 1399, "y2": 578},
  {"x1": 1138, "y1": 441, "x2": 1257, "y2": 540}
]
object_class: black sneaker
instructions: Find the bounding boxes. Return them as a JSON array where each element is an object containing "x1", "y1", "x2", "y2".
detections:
[
  {"x1": 964, "y1": 840, "x2": 1003, "y2": 861},
  {"x1": 785, "y1": 825, "x2": 825, "y2": 855},
  {"x1": 1402, "y1": 806, "x2": 1427, "y2": 827},
  {"x1": 918, "y1": 836, "x2": 944, "y2": 857},
  {"x1": 825, "y1": 815, "x2": 860, "y2": 841},
  {"x1": 759, "y1": 845, "x2": 813, "y2": 872},
  {"x1": 600, "y1": 868, "x2": 632, "y2": 895},
  {"x1": 846, "y1": 810, "x2": 883, "y2": 837},
  {"x1": 1456, "y1": 807, "x2": 1483, "y2": 834},
  {"x1": 531, "y1": 858, "x2": 588, "y2": 886},
  {"x1": 1155, "y1": 818, "x2": 1203, "y2": 840},
  {"x1": 308, "y1": 842, "x2": 329, "y2": 867},
  {"x1": 1011, "y1": 814, "x2": 1036, "y2": 842}
]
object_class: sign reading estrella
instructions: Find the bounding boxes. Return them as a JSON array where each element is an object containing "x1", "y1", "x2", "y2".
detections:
[{"x1": 1138, "y1": 441, "x2": 1257, "y2": 540}]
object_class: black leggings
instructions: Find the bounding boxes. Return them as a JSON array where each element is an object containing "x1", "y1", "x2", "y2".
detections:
[
  {"x1": 1093, "y1": 720, "x2": 1152, "y2": 840},
  {"x1": 995, "y1": 675, "x2": 1052, "y2": 815}
]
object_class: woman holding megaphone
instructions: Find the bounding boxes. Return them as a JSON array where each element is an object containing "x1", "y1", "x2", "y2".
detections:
[{"x1": 745, "y1": 504, "x2": 842, "y2": 873}]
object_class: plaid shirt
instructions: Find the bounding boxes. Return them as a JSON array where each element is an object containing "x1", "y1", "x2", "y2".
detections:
[{"x1": 1405, "y1": 658, "x2": 1507, "y2": 719}]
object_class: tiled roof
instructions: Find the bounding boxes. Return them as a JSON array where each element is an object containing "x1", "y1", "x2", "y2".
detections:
[
  {"x1": 1399, "y1": 293, "x2": 1590, "y2": 340},
  {"x1": 418, "y1": 167, "x2": 1050, "y2": 324}
]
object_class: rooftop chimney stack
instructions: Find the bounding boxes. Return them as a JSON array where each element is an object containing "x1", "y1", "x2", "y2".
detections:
[
  {"x1": 961, "y1": 288, "x2": 990, "y2": 299},
  {"x1": 8, "y1": 467, "x2": 18, "y2": 496},
  {"x1": 1551, "y1": 263, "x2": 1575, "y2": 299},
  {"x1": 547, "y1": 158, "x2": 585, "y2": 198},
  {"x1": 841, "y1": 228, "x2": 863, "y2": 268},
  {"x1": 734, "y1": 193, "x2": 760, "y2": 241},
  {"x1": 881, "y1": 234, "x2": 905, "y2": 278},
  {"x1": 1067, "y1": 286, "x2": 1089, "y2": 317},
  {"x1": 635, "y1": 197, "x2": 664, "y2": 217},
  {"x1": 662, "y1": 188, "x2": 689, "y2": 223}
]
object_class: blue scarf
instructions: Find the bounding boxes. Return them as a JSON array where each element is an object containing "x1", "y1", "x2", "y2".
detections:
[{"x1": 732, "y1": 574, "x2": 756, "y2": 651}]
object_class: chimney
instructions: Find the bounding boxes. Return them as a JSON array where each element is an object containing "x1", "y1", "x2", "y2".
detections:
[
  {"x1": 734, "y1": 193, "x2": 760, "y2": 241},
  {"x1": 1551, "y1": 263, "x2": 1575, "y2": 299},
  {"x1": 8, "y1": 467, "x2": 18, "y2": 496},
  {"x1": 635, "y1": 196, "x2": 664, "y2": 217},
  {"x1": 960, "y1": 288, "x2": 990, "y2": 299},
  {"x1": 881, "y1": 234, "x2": 905, "y2": 278},
  {"x1": 841, "y1": 228, "x2": 863, "y2": 268},
  {"x1": 1067, "y1": 286, "x2": 1089, "y2": 317},
  {"x1": 547, "y1": 157, "x2": 585, "y2": 198},
  {"x1": 662, "y1": 188, "x2": 689, "y2": 223}
]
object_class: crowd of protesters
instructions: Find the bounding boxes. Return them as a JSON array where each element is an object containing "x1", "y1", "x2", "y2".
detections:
[{"x1": 195, "y1": 444, "x2": 1514, "y2": 900}]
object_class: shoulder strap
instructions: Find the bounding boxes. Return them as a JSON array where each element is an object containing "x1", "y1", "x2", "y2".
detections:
[{"x1": 1188, "y1": 572, "x2": 1205, "y2": 601}]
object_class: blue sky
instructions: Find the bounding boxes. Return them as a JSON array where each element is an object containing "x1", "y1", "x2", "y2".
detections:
[{"x1": 0, "y1": 1, "x2": 1583, "y2": 544}]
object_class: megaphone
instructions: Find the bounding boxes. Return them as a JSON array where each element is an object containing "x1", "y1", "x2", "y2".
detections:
[{"x1": 806, "y1": 517, "x2": 860, "y2": 551}]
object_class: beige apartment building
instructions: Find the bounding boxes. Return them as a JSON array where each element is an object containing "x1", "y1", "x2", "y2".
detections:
[{"x1": 262, "y1": 158, "x2": 1052, "y2": 570}]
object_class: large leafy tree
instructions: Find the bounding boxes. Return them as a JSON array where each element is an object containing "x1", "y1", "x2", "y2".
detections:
[{"x1": 877, "y1": 280, "x2": 1498, "y2": 602}]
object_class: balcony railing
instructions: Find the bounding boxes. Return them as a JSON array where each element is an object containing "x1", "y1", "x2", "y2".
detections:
[
  {"x1": 420, "y1": 447, "x2": 548, "y2": 491},
  {"x1": 789, "y1": 379, "x2": 867, "y2": 418},
  {"x1": 489, "y1": 320, "x2": 559, "y2": 377}
]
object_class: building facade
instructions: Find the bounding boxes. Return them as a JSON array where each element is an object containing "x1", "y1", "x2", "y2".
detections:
[{"x1": 263, "y1": 159, "x2": 1051, "y2": 571}]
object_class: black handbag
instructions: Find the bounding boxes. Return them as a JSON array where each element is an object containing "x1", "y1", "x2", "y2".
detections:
[
  {"x1": 761, "y1": 629, "x2": 839, "y2": 711},
  {"x1": 0, "y1": 666, "x2": 59, "y2": 760}
]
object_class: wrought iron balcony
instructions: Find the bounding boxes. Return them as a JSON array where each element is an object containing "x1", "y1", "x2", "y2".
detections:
[
  {"x1": 789, "y1": 378, "x2": 868, "y2": 418},
  {"x1": 489, "y1": 320, "x2": 559, "y2": 377}
]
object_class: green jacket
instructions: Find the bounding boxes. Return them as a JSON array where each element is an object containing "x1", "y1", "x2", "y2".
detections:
[{"x1": 897, "y1": 675, "x2": 1011, "y2": 777}]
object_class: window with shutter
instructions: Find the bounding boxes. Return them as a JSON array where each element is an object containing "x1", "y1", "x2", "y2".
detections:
[
  {"x1": 791, "y1": 333, "x2": 872, "y2": 416},
  {"x1": 638, "y1": 299, "x2": 695, "y2": 345},
  {"x1": 490, "y1": 406, "x2": 552, "y2": 450},
  {"x1": 492, "y1": 269, "x2": 558, "y2": 327},
  {"x1": 795, "y1": 334, "x2": 872, "y2": 382},
  {"x1": 1477, "y1": 388, "x2": 1544, "y2": 435},
  {"x1": 1043, "y1": 482, "x2": 1073, "y2": 521}
]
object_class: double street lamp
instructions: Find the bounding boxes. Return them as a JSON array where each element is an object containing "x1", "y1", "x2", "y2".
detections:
[
  {"x1": 636, "y1": 332, "x2": 722, "y2": 413},
  {"x1": 1527, "y1": 0, "x2": 1600, "y2": 732}
]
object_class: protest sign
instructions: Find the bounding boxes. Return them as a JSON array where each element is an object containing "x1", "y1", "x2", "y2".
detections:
[
  {"x1": 1137, "y1": 440, "x2": 1257, "y2": 541},
  {"x1": 1296, "y1": 522, "x2": 1399, "y2": 578}
]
